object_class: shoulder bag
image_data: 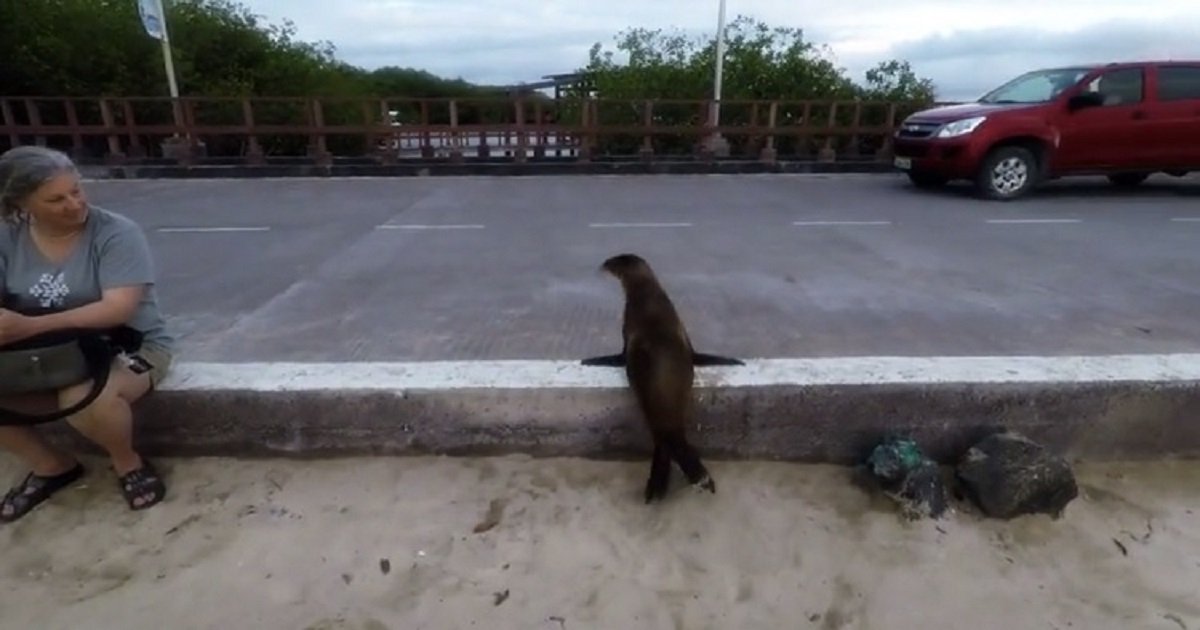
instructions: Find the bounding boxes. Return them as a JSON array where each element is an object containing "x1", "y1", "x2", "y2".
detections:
[{"x1": 0, "y1": 297, "x2": 143, "y2": 425}]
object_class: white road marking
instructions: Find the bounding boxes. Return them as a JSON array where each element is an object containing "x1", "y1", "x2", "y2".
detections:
[
  {"x1": 985, "y1": 219, "x2": 1082, "y2": 224},
  {"x1": 588, "y1": 222, "x2": 693, "y2": 228},
  {"x1": 375, "y1": 224, "x2": 486, "y2": 230},
  {"x1": 159, "y1": 354, "x2": 1200, "y2": 392},
  {"x1": 793, "y1": 220, "x2": 892, "y2": 226},
  {"x1": 156, "y1": 226, "x2": 271, "y2": 233}
]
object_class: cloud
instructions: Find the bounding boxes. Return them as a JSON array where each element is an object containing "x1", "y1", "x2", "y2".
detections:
[
  {"x1": 880, "y1": 14, "x2": 1200, "y2": 100},
  {"x1": 235, "y1": 0, "x2": 1200, "y2": 97},
  {"x1": 332, "y1": 33, "x2": 603, "y2": 85},
  {"x1": 241, "y1": 0, "x2": 637, "y2": 84}
]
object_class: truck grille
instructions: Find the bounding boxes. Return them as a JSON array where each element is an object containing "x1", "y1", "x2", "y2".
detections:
[{"x1": 896, "y1": 121, "x2": 941, "y2": 139}]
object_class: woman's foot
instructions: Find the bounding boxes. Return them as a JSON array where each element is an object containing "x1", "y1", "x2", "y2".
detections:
[
  {"x1": 0, "y1": 462, "x2": 85, "y2": 523},
  {"x1": 116, "y1": 457, "x2": 165, "y2": 510}
]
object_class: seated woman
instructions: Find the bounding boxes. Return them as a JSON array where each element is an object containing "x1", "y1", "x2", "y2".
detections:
[{"x1": 0, "y1": 146, "x2": 175, "y2": 522}]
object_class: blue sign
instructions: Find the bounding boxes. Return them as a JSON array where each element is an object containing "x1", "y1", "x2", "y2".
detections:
[{"x1": 137, "y1": 0, "x2": 164, "y2": 40}]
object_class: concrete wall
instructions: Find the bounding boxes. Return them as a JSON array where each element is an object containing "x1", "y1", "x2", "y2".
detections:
[{"x1": 37, "y1": 357, "x2": 1200, "y2": 463}]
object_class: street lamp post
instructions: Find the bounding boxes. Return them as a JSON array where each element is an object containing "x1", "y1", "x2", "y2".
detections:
[
  {"x1": 154, "y1": 0, "x2": 180, "y2": 101},
  {"x1": 137, "y1": 0, "x2": 195, "y2": 159},
  {"x1": 707, "y1": 0, "x2": 730, "y2": 156}
]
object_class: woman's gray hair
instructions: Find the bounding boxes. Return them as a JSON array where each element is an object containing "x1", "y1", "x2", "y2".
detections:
[{"x1": 0, "y1": 146, "x2": 80, "y2": 223}]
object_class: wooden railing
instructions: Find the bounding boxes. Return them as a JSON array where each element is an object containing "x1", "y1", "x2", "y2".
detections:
[{"x1": 0, "y1": 96, "x2": 943, "y2": 165}]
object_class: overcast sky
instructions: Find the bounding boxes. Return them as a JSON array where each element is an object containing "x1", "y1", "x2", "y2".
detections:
[{"x1": 236, "y1": 0, "x2": 1200, "y2": 101}]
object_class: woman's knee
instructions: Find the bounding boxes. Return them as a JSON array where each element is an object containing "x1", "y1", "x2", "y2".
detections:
[
  {"x1": 56, "y1": 366, "x2": 146, "y2": 426},
  {"x1": 57, "y1": 382, "x2": 119, "y2": 426}
]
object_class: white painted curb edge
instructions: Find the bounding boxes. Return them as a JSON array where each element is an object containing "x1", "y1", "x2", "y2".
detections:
[{"x1": 158, "y1": 354, "x2": 1200, "y2": 392}]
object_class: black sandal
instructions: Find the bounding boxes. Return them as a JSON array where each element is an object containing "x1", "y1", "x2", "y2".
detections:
[
  {"x1": 117, "y1": 459, "x2": 165, "y2": 510},
  {"x1": 0, "y1": 463, "x2": 86, "y2": 523}
]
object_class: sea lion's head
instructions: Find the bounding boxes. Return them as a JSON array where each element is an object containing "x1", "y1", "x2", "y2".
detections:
[{"x1": 600, "y1": 253, "x2": 652, "y2": 280}]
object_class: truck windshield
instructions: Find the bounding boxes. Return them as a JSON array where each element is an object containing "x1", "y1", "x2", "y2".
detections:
[{"x1": 977, "y1": 67, "x2": 1093, "y2": 104}]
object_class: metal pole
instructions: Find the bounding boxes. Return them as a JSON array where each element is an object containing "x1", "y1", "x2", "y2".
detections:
[
  {"x1": 707, "y1": 0, "x2": 729, "y2": 155},
  {"x1": 154, "y1": 0, "x2": 185, "y2": 145},
  {"x1": 711, "y1": 0, "x2": 727, "y2": 128},
  {"x1": 155, "y1": 0, "x2": 180, "y2": 99}
]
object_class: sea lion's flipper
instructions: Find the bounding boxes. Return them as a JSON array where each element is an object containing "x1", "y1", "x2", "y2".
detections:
[
  {"x1": 580, "y1": 351, "x2": 743, "y2": 367},
  {"x1": 691, "y1": 351, "x2": 745, "y2": 366},
  {"x1": 663, "y1": 432, "x2": 716, "y2": 493},
  {"x1": 580, "y1": 352, "x2": 626, "y2": 367},
  {"x1": 644, "y1": 442, "x2": 673, "y2": 504}
]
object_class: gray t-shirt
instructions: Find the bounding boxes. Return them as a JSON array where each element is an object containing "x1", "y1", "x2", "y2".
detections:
[{"x1": 0, "y1": 205, "x2": 174, "y2": 352}]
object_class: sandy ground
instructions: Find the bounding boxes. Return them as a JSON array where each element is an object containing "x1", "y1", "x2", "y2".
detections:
[{"x1": 1, "y1": 454, "x2": 1198, "y2": 630}]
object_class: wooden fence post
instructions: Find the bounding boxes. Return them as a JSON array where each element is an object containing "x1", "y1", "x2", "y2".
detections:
[
  {"x1": 448, "y1": 100, "x2": 463, "y2": 164},
  {"x1": 640, "y1": 100, "x2": 654, "y2": 162},
  {"x1": 99, "y1": 99, "x2": 125, "y2": 163},
  {"x1": 2, "y1": 100, "x2": 21, "y2": 149},
  {"x1": 243, "y1": 99, "x2": 265, "y2": 165},
  {"x1": 759, "y1": 101, "x2": 778, "y2": 164},
  {"x1": 877, "y1": 103, "x2": 898, "y2": 161},
  {"x1": 818, "y1": 102, "x2": 838, "y2": 162},
  {"x1": 514, "y1": 98, "x2": 527, "y2": 163}
]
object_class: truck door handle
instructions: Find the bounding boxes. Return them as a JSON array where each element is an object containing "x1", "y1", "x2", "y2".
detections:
[{"x1": 1132, "y1": 110, "x2": 1148, "y2": 120}]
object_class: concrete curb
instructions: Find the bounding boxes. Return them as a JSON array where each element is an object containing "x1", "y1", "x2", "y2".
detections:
[
  {"x1": 38, "y1": 356, "x2": 1200, "y2": 464},
  {"x1": 86, "y1": 159, "x2": 898, "y2": 180}
]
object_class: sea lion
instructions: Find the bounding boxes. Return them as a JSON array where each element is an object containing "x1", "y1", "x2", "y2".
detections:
[{"x1": 595, "y1": 253, "x2": 718, "y2": 503}]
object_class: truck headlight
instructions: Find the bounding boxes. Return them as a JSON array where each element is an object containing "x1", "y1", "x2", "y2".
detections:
[{"x1": 935, "y1": 116, "x2": 986, "y2": 138}]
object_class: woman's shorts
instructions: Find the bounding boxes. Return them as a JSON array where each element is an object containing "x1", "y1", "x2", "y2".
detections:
[{"x1": 125, "y1": 343, "x2": 174, "y2": 389}]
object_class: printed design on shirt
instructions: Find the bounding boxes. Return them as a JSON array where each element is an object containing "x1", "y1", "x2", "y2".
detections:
[{"x1": 29, "y1": 271, "x2": 70, "y2": 308}]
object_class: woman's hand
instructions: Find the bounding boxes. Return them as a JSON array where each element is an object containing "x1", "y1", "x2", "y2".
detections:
[{"x1": 0, "y1": 308, "x2": 43, "y2": 345}]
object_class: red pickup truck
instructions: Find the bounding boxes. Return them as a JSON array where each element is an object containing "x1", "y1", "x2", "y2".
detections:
[{"x1": 892, "y1": 61, "x2": 1200, "y2": 200}]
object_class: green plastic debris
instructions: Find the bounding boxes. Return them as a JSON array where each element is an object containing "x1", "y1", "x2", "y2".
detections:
[{"x1": 864, "y1": 435, "x2": 949, "y2": 520}]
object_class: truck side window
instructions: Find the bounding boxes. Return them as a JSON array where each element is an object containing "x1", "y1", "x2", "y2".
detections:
[
  {"x1": 1157, "y1": 66, "x2": 1200, "y2": 102},
  {"x1": 1083, "y1": 68, "x2": 1144, "y2": 106}
]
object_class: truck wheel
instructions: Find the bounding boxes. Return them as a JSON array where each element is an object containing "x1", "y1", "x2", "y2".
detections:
[
  {"x1": 907, "y1": 171, "x2": 948, "y2": 188},
  {"x1": 975, "y1": 146, "x2": 1038, "y2": 200},
  {"x1": 1108, "y1": 172, "x2": 1150, "y2": 187}
]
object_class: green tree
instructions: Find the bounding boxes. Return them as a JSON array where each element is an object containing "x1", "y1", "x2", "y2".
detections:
[
  {"x1": 0, "y1": 0, "x2": 159, "y2": 96},
  {"x1": 0, "y1": 0, "x2": 492, "y2": 156},
  {"x1": 573, "y1": 15, "x2": 934, "y2": 157},
  {"x1": 860, "y1": 59, "x2": 937, "y2": 103},
  {"x1": 366, "y1": 66, "x2": 486, "y2": 125},
  {"x1": 581, "y1": 16, "x2": 860, "y2": 101}
]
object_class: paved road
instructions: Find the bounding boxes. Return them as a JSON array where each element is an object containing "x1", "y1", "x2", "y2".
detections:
[{"x1": 81, "y1": 173, "x2": 1200, "y2": 361}]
